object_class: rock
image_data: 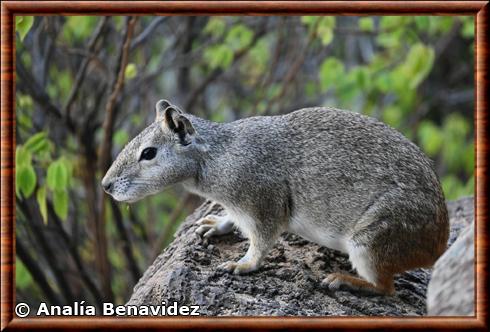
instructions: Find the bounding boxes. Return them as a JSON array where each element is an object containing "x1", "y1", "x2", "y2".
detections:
[
  {"x1": 128, "y1": 197, "x2": 474, "y2": 316},
  {"x1": 427, "y1": 197, "x2": 474, "y2": 316}
]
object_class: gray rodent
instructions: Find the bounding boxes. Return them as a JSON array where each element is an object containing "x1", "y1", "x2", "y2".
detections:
[{"x1": 102, "y1": 100, "x2": 449, "y2": 295}]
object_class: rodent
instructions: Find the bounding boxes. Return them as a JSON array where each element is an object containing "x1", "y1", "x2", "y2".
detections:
[{"x1": 102, "y1": 99, "x2": 449, "y2": 295}]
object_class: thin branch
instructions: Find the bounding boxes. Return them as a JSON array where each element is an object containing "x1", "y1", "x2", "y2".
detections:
[
  {"x1": 110, "y1": 200, "x2": 141, "y2": 285},
  {"x1": 184, "y1": 25, "x2": 267, "y2": 113},
  {"x1": 264, "y1": 19, "x2": 319, "y2": 115},
  {"x1": 16, "y1": 237, "x2": 62, "y2": 305},
  {"x1": 152, "y1": 193, "x2": 194, "y2": 259},
  {"x1": 130, "y1": 17, "x2": 167, "y2": 50},
  {"x1": 47, "y1": 202, "x2": 104, "y2": 306},
  {"x1": 98, "y1": 17, "x2": 137, "y2": 172},
  {"x1": 95, "y1": 16, "x2": 137, "y2": 302},
  {"x1": 16, "y1": 61, "x2": 65, "y2": 123},
  {"x1": 17, "y1": 199, "x2": 75, "y2": 303},
  {"x1": 64, "y1": 16, "x2": 109, "y2": 126}
]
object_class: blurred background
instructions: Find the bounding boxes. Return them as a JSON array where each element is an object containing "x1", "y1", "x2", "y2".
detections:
[{"x1": 15, "y1": 16, "x2": 474, "y2": 308}]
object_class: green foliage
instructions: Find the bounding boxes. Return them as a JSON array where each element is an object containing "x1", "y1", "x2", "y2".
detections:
[
  {"x1": 36, "y1": 186, "x2": 48, "y2": 224},
  {"x1": 16, "y1": 16, "x2": 34, "y2": 41},
  {"x1": 204, "y1": 44, "x2": 234, "y2": 70},
  {"x1": 15, "y1": 146, "x2": 36, "y2": 198},
  {"x1": 319, "y1": 57, "x2": 344, "y2": 91},
  {"x1": 47, "y1": 158, "x2": 69, "y2": 191},
  {"x1": 125, "y1": 63, "x2": 137, "y2": 80},
  {"x1": 396, "y1": 43, "x2": 435, "y2": 89},
  {"x1": 359, "y1": 17, "x2": 374, "y2": 32},
  {"x1": 417, "y1": 120, "x2": 444, "y2": 157},
  {"x1": 62, "y1": 16, "x2": 99, "y2": 41},
  {"x1": 114, "y1": 129, "x2": 130, "y2": 147},
  {"x1": 24, "y1": 132, "x2": 50, "y2": 155},
  {"x1": 302, "y1": 17, "x2": 336, "y2": 45},
  {"x1": 16, "y1": 130, "x2": 72, "y2": 221},
  {"x1": 16, "y1": 259, "x2": 33, "y2": 290},
  {"x1": 225, "y1": 24, "x2": 253, "y2": 51},
  {"x1": 53, "y1": 189, "x2": 69, "y2": 221},
  {"x1": 204, "y1": 17, "x2": 227, "y2": 39}
]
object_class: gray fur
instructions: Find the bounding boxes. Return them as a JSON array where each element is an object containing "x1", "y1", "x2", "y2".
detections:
[{"x1": 102, "y1": 101, "x2": 449, "y2": 293}]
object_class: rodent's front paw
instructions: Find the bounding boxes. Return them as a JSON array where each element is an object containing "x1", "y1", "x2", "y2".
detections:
[
  {"x1": 195, "y1": 215, "x2": 234, "y2": 238},
  {"x1": 218, "y1": 260, "x2": 257, "y2": 275}
]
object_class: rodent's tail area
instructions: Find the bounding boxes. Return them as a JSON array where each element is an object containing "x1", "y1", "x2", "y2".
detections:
[{"x1": 351, "y1": 192, "x2": 450, "y2": 274}]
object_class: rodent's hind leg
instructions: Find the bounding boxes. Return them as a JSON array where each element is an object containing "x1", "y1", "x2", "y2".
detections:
[
  {"x1": 195, "y1": 214, "x2": 234, "y2": 238},
  {"x1": 322, "y1": 243, "x2": 395, "y2": 295}
]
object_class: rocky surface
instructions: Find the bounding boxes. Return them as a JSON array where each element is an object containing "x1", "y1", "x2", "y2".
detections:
[
  {"x1": 128, "y1": 197, "x2": 474, "y2": 316},
  {"x1": 427, "y1": 197, "x2": 475, "y2": 316}
]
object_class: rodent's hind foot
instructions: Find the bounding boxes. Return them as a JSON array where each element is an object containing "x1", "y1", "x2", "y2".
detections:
[
  {"x1": 218, "y1": 260, "x2": 259, "y2": 275},
  {"x1": 321, "y1": 272, "x2": 394, "y2": 296},
  {"x1": 195, "y1": 214, "x2": 234, "y2": 238}
]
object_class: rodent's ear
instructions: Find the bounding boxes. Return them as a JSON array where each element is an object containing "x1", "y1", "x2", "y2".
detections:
[
  {"x1": 155, "y1": 99, "x2": 174, "y2": 121},
  {"x1": 161, "y1": 106, "x2": 196, "y2": 146}
]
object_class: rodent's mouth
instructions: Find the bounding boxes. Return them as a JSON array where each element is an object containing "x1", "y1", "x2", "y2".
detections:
[{"x1": 108, "y1": 192, "x2": 144, "y2": 204}]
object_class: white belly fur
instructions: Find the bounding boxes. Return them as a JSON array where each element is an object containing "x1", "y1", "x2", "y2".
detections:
[{"x1": 289, "y1": 212, "x2": 348, "y2": 253}]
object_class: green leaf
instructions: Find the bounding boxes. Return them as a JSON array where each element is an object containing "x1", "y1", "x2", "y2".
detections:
[
  {"x1": 382, "y1": 106, "x2": 403, "y2": 128},
  {"x1": 24, "y1": 132, "x2": 49, "y2": 155},
  {"x1": 301, "y1": 16, "x2": 319, "y2": 29},
  {"x1": 407, "y1": 44, "x2": 435, "y2": 88},
  {"x1": 359, "y1": 18, "x2": 374, "y2": 32},
  {"x1": 204, "y1": 44, "x2": 234, "y2": 70},
  {"x1": 441, "y1": 174, "x2": 463, "y2": 200},
  {"x1": 36, "y1": 186, "x2": 48, "y2": 224},
  {"x1": 53, "y1": 189, "x2": 68, "y2": 221},
  {"x1": 317, "y1": 17, "x2": 335, "y2": 45},
  {"x1": 379, "y1": 17, "x2": 406, "y2": 31},
  {"x1": 114, "y1": 129, "x2": 129, "y2": 147},
  {"x1": 17, "y1": 94, "x2": 33, "y2": 109},
  {"x1": 461, "y1": 17, "x2": 474, "y2": 38},
  {"x1": 124, "y1": 63, "x2": 137, "y2": 80},
  {"x1": 204, "y1": 18, "x2": 226, "y2": 38},
  {"x1": 464, "y1": 142, "x2": 475, "y2": 175},
  {"x1": 16, "y1": 164, "x2": 36, "y2": 198},
  {"x1": 16, "y1": 259, "x2": 33, "y2": 290},
  {"x1": 16, "y1": 146, "x2": 32, "y2": 167},
  {"x1": 417, "y1": 120, "x2": 444, "y2": 157},
  {"x1": 414, "y1": 17, "x2": 430, "y2": 31},
  {"x1": 16, "y1": 16, "x2": 34, "y2": 41},
  {"x1": 319, "y1": 57, "x2": 344, "y2": 91},
  {"x1": 317, "y1": 25, "x2": 333, "y2": 46},
  {"x1": 46, "y1": 159, "x2": 68, "y2": 191},
  {"x1": 62, "y1": 16, "x2": 98, "y2": 41},
  {"x1": 225, "y1": 24, "x2": 253, "y2": 51},
  {"x1": 463, "y1": 175, "x2": 475, "y2": 197}
]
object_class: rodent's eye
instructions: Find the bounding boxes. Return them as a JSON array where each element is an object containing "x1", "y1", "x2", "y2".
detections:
[{"x1": 139, "y1": 147, "x2": 157, "y2": 161}]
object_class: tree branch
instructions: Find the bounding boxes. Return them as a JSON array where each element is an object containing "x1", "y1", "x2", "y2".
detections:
[
  {"x1": 47, "y1": 202, "x2": 104, "y2": 306},
  {"x1": 98, "y1": 17, "x2": 137, "y2": 172},
  {"x1": 130, "y1": 17, "x2": 167, "y2": 50},
  {"x1": 64, "y1": 17, "x2": 109, "y2": 126},
  {"x1": 184, "y1": 25, "x2": 267, "y2": 113},
  {"x1": 16, "y1": 237, "x2": 62, "y2": 305},
  {"x1": 110, "y1": 200, "x2": 141, "y2": 285}
]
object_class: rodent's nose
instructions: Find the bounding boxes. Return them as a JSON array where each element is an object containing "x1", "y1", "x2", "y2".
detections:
[{"x1": 102, "y1": 180, "x2": 113, "y2": 193}]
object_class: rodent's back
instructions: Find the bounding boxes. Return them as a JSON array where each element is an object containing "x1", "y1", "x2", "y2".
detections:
[{"x1": 219, "y1": 107, "x2": 448, "y2": 243}]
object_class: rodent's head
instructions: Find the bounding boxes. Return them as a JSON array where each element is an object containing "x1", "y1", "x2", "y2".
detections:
[{"x1": 101, "y1": 100, "x2": 201, "y2": 203}]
